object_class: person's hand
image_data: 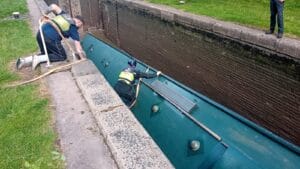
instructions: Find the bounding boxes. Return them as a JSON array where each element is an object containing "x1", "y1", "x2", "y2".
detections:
[
  {"x1": 40, "y1": 14, "x2": 50, "y2": 23},
  {"x1": 80, "y1": 50, "x2": 86, "y2": 57},
  {"x1": 74, "y1": 51, "x2": 86, "y2": 60},
  {"x1": 279, "y1": 0, "x2": 284, "y2": 2},
  {"x1": 42, "y1": 13, "x2": 49, "y2": 18},
  {"x1": 78, "y1": 51, "x2": 86, "y2": 59},
  {"x1": 156, "y1": 71, "x2": 162, "y2": 76}
]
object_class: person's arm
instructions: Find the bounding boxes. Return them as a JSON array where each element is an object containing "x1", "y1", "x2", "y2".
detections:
[
  {"x1": 68, "y1": 26, "x2": 85, "y2": 59},
  {"x1": 74, "y1": 40, "x2": 85, "y2": 59},
  {"x1": 44, "y1": 4, "x2": 62, "y2": 15},
  {"x1": 135, "y1": 70, "x2": 160, "y2": 79}
]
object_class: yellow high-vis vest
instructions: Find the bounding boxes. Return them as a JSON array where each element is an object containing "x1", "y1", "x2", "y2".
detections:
[
  {"x1": 118, "y1": 71, "x2": 134, "y2": 84},
  {"x1": 52, "y1": 15, "x2": 72, "y2": 32}
]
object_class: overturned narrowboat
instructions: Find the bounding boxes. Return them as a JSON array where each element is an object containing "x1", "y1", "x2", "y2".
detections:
[{"x1": 81, "y1": 34, "x2": 300, "y2": 169}]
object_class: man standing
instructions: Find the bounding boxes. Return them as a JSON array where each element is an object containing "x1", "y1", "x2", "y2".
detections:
[
  {"x1": 266, "y1": 0, "x2": 285, "y2": 38},
  {"x1": 114, "y1": 60, "x2": 161, "y2": 107},
  {"x1": 16, "y1": 4, "x2": 85, "y2": 70}
]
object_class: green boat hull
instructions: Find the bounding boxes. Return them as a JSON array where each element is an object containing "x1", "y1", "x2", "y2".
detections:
[{"x1": 82, "y1": 34, "x2": 300, "y2": 169}]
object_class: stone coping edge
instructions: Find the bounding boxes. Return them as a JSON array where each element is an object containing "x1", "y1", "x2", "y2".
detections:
[
  {"x1": 34, "y1": 0, "x2": 50, "y2": 13},
  {"x1": 71, "y1": 60, "x2": 174, "y2": 169},
  {"x1": 107, "y1": 0, "x2": 300, "y2": 61}
]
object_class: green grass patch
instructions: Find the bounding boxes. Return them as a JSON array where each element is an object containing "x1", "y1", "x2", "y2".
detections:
[
  {"x1": 0, "y1": 0, "x2": 28, "y2": 19},
  {"x1": 148, "y1": 0, "x2": 300, "y2": 37},
  {"x1": 0, "y1": 20, "x2": 37, "y2": 85},
  {"x1": 0, "y1": 0, "x2": 64, "y2": 168},
  {"x1": 0, "y1": 86, "x2": 62, "y2": 169}
]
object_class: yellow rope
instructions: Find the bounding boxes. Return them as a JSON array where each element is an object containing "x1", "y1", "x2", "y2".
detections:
[
  {"x1": 1, "y1": 16, "x2": 87, "y2": 89},
  {"x1": 3, "y1": 59, "x2": 86, "y2": 88},
  {"x1": 129, "y1": 68, "x2": 149, "y2": 109}
]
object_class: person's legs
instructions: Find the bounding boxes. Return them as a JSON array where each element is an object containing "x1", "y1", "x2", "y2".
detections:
[
  {"x1": 32, "y1": 54, "x2": 49, "y2": 70},
  {"x1": 16, "y1": 56, "x2": 33, "y2": 69},
  {"x1": 276, "y1": 0, "x2": 284, "y2": 34},
  {"x1": 17, "y1": 32, "x2": 67, "y2": 70},
  {"x1": 121, "y1": 97, "x2": 133, "y2": 107},
  {"x1": 114, "y1": 83, "x2": 136, "y2": 107},
  {"x1": 46, "y1": 40, "x2": 67, "y2": 62},
  {"x1": 31, "y1": 40, "x2": 67, "y2": 70},
  {"x1": 37, "y1": 31, "x2": 67, "y2": 62},
  {"x1": 16, "y1": 31, "x2": 40, "y2": 69},
  {"x1": 269, "y1": 0, "x2": 277, "y2": 33},
  {"x1": 117, "y1": 92, "x2": 135, "y2": 107},
  {"x1": 32, "y1": 36, "x2": 67, "y2": 69}
]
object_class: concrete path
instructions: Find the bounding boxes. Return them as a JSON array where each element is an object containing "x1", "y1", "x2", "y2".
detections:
[
  {"x1": 47, "y1": 72, "x2": 117, "y2": 169},
  {"x1": 27, "y1": 0, "x2": 41, "y2": 33}
]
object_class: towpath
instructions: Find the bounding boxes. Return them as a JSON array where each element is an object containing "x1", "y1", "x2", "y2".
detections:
[{"x1": 27, "y1": 0, "x2": 118, "y2": 168}]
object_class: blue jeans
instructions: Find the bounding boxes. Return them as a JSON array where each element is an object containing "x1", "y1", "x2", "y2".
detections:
[
  {"x1": 270, "y1": 0, "x2": 284, "y2": 33},
  {"x1": 36, "y1": 31, "x2": 67, "y2": 62}
]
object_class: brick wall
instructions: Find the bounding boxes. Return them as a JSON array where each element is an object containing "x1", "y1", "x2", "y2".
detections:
[{"x1": 101, "y1": 1, "x2": 300, "y2": 146}]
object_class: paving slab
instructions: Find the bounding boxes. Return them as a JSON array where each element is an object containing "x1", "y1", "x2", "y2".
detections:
[
  {"x1": 47, "y1": 71, "x2": 118, "y2": 169},
  {"x1": 72, "y1": 60, "x2": 174, "y2": 169}
]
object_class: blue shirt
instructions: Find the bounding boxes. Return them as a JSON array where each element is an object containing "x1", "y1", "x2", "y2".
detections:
[
  {"x1": 41, "y1": 11, "x2": 80, "y2": 42},
  {"x1": 42, "y1": 23, "x2": 80, "y2": 41}
]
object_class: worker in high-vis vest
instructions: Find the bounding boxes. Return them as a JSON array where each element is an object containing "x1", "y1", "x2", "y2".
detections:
[
  {"x1": 16, "y1": 3, "x2": 85, "y2": 70},
  {"x1": 114, "y1": 60, "x2": 161, "y2": 106}
]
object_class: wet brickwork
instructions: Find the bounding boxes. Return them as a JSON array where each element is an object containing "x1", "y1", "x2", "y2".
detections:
[
  {"x1": 100, "y1": 1, "x2": 300, "y2": 146},
  {"x1": 102, "y1": 0, "x2": 120, "y2": 46},
  {"x1": 79, "y1": 0, "x2": 102, "y2": 29}
]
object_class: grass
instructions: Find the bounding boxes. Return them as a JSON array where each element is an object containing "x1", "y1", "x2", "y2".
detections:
[
  {"x1": 0, "y1": 0, "x2": 28, "y2": 18},
  {"x1": 148, "y1": 0, "x2": 300, "y2": 38},
  {"x1": 0, "y1": 20, "x2": 36, "y2": 85},
  {"x1": 0, "y1": 0, "x2": 63, "y2": 168}
]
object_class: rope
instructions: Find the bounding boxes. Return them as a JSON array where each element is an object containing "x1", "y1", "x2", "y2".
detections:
[
  {"x1": 129, "y1": 68, "x2": 149, "y2": 109},
  {"x1": 41, "y1": 16, "x2": 77, "y2": 56},
  {"x1": 1, "y1": 16, "x2": 87, "y2": 89},
  {"x1": 3, "y1": 59, "x2": 86, "y2": 88}
]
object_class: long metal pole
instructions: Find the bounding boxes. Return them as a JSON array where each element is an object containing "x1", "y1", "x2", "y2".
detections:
[{"x1": 39, "y1": 19, "x2": 51, "y2": 67}]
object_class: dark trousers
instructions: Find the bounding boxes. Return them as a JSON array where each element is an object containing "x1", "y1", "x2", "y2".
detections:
[
  {"x1": 270, "y1": 0, "x2": 284, "y2": 33},
  {"x1": 114, "y1": 81, "x2": 136, "y2": 106},
  {"x1": 36, "y1": 31, "x2": 67, "y2": 62}
]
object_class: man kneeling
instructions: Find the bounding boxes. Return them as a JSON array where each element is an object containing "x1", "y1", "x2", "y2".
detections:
[{"x1": 16, "y1": 3, "x2": 85, "y2": 70}]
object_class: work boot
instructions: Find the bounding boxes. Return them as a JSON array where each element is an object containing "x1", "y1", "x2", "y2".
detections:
[
  {"x1": 16, "y1": 56, "x2": 33, "y2": 70},
  {"x1": 265, "y1": 30, "x2": 274, "y2": 34},
  {"x1": 32, "y1": 54, "x2": 48, "y2": 70},
  {"x1": 277, "y1": 33, "x2": 283, "y2": 39}
]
